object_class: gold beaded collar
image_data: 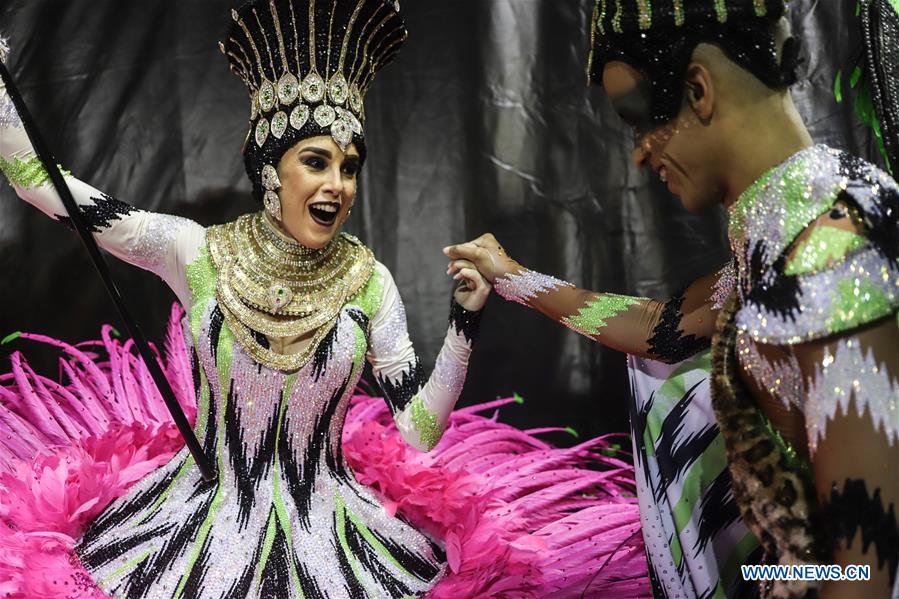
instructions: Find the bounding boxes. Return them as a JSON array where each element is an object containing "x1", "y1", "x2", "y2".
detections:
[{"x1": 207, "y1": 211, "x2": 375, "y2": 371}]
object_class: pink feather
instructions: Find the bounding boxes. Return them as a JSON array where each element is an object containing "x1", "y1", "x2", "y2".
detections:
[{"x1": 0, "y1": 306, "x2": 649, "y2": 597}]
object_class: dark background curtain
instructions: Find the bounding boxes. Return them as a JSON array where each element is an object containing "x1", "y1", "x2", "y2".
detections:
[{"x1": 0, "y1": 0, "x2": 879, "y2": 442}]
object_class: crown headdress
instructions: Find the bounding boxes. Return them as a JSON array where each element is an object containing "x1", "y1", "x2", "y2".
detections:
[{"x1": 221, "y1": 0, "x2": 406, "y2": 153}]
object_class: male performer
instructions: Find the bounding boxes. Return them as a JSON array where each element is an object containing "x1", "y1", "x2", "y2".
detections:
[{"x1": 446, "y1": 1, "x2": 899, "y2": 597}]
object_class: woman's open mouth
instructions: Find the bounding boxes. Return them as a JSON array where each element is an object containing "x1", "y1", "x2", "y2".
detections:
[{"x1": 308, "y1": 201, "x2": 341, "y2": 226}]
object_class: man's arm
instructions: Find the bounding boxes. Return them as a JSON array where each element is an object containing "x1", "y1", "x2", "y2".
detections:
[
  {"x1": 788, "y1": 316, "x2": 899, "y2": 598},
  {"x1": 777, "y1": 205, "x2": 899, "y2": 597},
  {"x1": 445, "y1": 233, "x2": 723, "y2": 363}
]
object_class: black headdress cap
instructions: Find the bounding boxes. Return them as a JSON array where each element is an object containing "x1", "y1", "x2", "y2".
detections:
[
  {"x1": 588, "y1": 0, "x2": 798, "y2": 126},
  {"x1": 221, "y1": 0, "x2": 406, "y2": 199}
]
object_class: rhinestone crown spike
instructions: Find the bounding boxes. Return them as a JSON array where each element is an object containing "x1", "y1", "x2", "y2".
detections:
[{"x1": 220, "y1": 0, "x2": 407, "y2": 151}]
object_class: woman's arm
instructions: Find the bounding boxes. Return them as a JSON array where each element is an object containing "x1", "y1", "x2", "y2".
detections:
[
  {"x1": 366, "y1": 264, "x2": 487, "y2": 452},
  {"x1": 445, "y1": 233, "x2": 722, "y2": 363},
  {"x1": 0, "y1": 51, "x2": 204, "y2": 308}
]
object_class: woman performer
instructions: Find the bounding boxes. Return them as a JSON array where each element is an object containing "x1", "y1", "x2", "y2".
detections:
[{"x1": 0, "y1": 1, "x2": 649, "y2": 597}]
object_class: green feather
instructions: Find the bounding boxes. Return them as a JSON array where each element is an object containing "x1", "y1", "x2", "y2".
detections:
[
  {"x1": 850, "y1": 65, "x2": 862, "y2": 88},
  {"x1": 1, "y1": 331, "x2": 22, "y2": 345}
]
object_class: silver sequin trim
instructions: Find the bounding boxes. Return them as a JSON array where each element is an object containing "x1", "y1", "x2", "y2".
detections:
[
  {"x1": 1, "y1": 98, "x2": 23, "y2": 129},
  {"x1": 369, "y1": 290, "x2": 409, "y2": 358},
  {"x1": 736, "y1": 329, "x2": 804, "y2": 412},
  {"x1": 123, "y1": 212, "x2": 194, "y2": 278},
  {"x1": 710, "y1": 261, "x2": 737, "y2": 311},
  {"x1": 430, "y1": 329, "x2": 469, "y2": 398},
  {"x1": 0, "y1": 37, "x2": 22, "y2": 130},
  {"x1": 494, "y1": 269, "x2": 574, "y2": 306},
  {"x1": 804, "y1": 337, "x2": 899, "y2": 455}
]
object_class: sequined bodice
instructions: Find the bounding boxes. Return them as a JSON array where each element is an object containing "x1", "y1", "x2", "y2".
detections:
[{"x1": 192, "y1": 294, "x2": 370, "y2": 519}]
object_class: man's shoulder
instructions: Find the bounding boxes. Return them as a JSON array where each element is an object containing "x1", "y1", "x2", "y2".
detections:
[
  {"x1": 735, "y1": 147, "x2": 899, "y2": 345},
  {"x1": 824, "y1": 147, "x2": 899, "y2": 216}
]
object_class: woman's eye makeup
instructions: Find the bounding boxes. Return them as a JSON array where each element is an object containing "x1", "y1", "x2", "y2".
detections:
[
  {"x1": 302, "y1": 156, "x2": 326, "y2": 170},
  {"x1": 297, "y1": 150, "x2": 359, "y2": 176}
]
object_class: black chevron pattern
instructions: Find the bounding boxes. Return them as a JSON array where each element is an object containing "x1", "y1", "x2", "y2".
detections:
[{"x1": 78, "y1": 276, "x2": 443, "y2": 598}]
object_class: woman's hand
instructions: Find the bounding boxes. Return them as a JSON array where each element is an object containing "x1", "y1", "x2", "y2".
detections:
[
  {"x1": 450, "y1": 259, "x2": 491, "y2": 312},
  {"x1": 443, "y1": 233, "x2": 520, "y2": 284}
]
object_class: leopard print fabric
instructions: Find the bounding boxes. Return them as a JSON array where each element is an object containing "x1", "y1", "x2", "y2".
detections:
[{"x1": 710, "y1": 294, "x2": 827, "y2": 599}]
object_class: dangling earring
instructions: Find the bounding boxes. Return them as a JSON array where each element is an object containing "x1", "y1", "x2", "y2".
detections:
[{"x1": 261, "y1": 164, "x2": 282, "y2": 221}]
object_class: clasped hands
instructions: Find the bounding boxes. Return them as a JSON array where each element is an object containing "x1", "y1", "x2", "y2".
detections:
[{"x1": 444, "y1": 233, "x2": 520, "y2": 312}]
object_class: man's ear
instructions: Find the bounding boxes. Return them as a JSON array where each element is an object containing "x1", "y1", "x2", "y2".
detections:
[{"x1": 684, "y1": 63, "x2": 714, "y2": 123}]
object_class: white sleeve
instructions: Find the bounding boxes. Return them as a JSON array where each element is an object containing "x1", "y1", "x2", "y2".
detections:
[
  {"x1": 0, "y1": 70, "x2": 204, "y2": 309},
  {"x1": 366, "y1": 263, "x2": 481, "y2": 452}
]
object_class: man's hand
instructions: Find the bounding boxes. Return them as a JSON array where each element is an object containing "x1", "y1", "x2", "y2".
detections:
[{"x1": 443, "y1": 233, "x2": 520, "y2": 284}]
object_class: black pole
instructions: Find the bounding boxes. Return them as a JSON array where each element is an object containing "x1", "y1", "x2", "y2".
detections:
[{"x1": 0, "y1": 60, "x2": 215, "y2": 481}]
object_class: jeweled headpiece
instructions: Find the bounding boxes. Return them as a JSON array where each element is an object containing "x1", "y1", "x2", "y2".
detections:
[
  {"x1": 221, "y1": 0, "x2": 406, "y2": 201},
  {"x1": 588, "y1": 0, "x2": 796, "y2": 127}
]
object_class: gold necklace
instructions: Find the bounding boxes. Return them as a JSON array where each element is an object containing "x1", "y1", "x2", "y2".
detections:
[{"x1": 207, "y1": 212, "x2": 374, "y2": 371}]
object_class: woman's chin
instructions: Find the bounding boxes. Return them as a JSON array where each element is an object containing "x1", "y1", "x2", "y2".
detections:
[
  {"x1": 279, "y1": 211, "x2": 342, "y2": 248},
  {"x1": 291, "y1": 227, "x2": 337, "y2": 249}
]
